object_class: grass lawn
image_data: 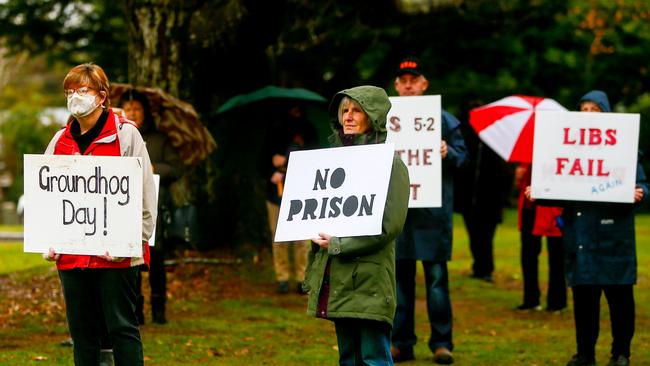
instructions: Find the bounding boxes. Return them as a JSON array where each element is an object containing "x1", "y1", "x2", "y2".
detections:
[{"x1": 1, "y1": 209, "x2": 649, "y2": 365}]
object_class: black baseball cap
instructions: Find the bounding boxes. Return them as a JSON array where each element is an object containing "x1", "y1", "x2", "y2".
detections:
[{"x1": 396, "y1": 57, "x2": 423, "y2": 77}]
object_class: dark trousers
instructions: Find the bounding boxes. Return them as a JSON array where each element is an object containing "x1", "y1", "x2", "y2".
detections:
[
  {"x1": 520, "y1": 209, "x2": 566, "y2": 309},
  {"x1": 59, "y1": 267, "x2": 143, "y2": 366},
  {"x1": 463, "y1": 214, "x2": 497, "y2": 277},
  {"x1": 393, "y1": 260, "x2": 453, "y2": 353},
  {"x1": 572, "y1": 285, "x2": 635, "y2": 358},
  {"x1": 334, "y1": 319, "x2": 393, "y2": 366},
  {"x1": 136, "y1": 247, "x2": 167, "y2": 313}
]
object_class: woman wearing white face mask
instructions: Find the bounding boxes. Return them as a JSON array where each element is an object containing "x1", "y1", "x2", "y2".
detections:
[{"x1": 43, "y1": 63, "x2": 157, "y2": 366}]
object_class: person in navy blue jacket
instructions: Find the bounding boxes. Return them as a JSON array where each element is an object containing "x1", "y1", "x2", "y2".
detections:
[
  {"x1": 527, "y1": 90, "x2": 647, "y2": 366},
  {"x1": 390, "y1": 58, "x2": 468, "y2": 365}
]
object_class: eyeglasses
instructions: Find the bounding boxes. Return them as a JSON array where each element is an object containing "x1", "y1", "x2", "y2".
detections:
[{"x1": 64, "y1": 87, "x2": 95, "y2": 98}]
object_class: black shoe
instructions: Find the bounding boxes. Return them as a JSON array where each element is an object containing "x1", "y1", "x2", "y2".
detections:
[
  {"x1": 607, "y1": 355, "x2": 630, "y2": 366},
  {"x1": 516, "y1": 303, "x2": 542, "y2": 311},
  {"x1": 152, "y1": 310, "x2": 167, "y2": 324},
  {"x1": 99, "y1": 349, "x2": 114, "y2": 366},
  {"x1": 566, "y1": 354, "x2": 596, "y2": 366},
  {"x1": 390, "y1": 346, "x2": 414, "y2": 363},
  {"x1": 151, "y1": 295, "x2": 167, "y2": 324},
  {"x1": 59, "y1": 338, "x2": 73, "y2": 347},
  {"x1": 434, "y1": 347, "x2": 454, "y2": 364},
  {"x1": 470, "y1": 273, "x2": 493, "y2": 283},
  {"x1": 546, "y1": 305, "x2": 567, "y2": 312},
  {"x1": 277, "y1": 281, "x2": 289, "y2": 294}
]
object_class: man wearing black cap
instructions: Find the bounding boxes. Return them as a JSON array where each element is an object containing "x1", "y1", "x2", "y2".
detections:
[{"x1": 390, "y1": 57, "x2": 467, "y2": 365}]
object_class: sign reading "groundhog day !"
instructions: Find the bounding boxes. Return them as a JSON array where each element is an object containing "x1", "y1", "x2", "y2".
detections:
[
  {"x1": 274, "y1": 143, "x2": 395, "y2": 242},
  {"x1": 23, "y1": 154, "x2": 143, "y2": 257},
  {"x1": 387, "y1": 95, "x2": 442, "y2": 207},
  {"x1": 531, "y1": 111, "x2": 640, "y2": 203}
]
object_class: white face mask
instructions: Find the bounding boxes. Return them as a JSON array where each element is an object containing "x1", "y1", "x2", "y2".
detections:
[{"x1": 67, "y1": 93, "x2": 99, "y2": 118}]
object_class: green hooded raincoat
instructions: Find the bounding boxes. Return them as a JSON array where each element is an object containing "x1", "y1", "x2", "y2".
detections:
[{"x1": 304, "y1": 86, "x2": 410, "y2": 326}]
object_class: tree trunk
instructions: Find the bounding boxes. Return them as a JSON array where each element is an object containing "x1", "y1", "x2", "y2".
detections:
[{"x1": 123, "y1": 0, "x2": 202, "y2": 96}]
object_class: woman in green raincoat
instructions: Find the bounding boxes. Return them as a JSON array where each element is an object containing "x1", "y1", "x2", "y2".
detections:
[{"x1": 305, "y1": 85, "x2": 410, "y2": 365}]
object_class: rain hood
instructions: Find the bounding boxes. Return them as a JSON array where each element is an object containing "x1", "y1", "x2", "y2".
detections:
[
  {"x1": 578, "y1": 90, "x2": 611, "y2": 112},
  {"x1": 327, "y1": 85, "x2": 391, "y2": 146}
]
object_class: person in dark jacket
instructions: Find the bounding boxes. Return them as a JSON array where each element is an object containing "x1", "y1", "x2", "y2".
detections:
[
  {"x1": 526, "y1": 90, "x2": 647, "y2": 366},
  {"x1": 306, "y1": 85, "x2": 410, "y2": 366},
  {"x1": 390, "y1": 58, "x2": 468, "y2": 364},
  {"x1": 121, "y1": 91, "x2": 184, "y2": 324},
  {"x1": 455, "y1": 99, "x2": 513, "y2": 282},
  {"x1": 516, "y1": 163, "x2": 566, "y2": 312},
  {"x1": 264, "y1": 104, "x2": 317, "y2": 294}
]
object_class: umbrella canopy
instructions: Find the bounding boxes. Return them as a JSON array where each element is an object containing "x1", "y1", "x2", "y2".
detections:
[
  {"x1": 217, "y1": 86, "x2": 327, "y2": 114},
  {"x1": 469, "y1": 95, "x2": 567, "y2": 163},
  {"x1": 110, "y1": 83, "x2": 217, "y2": 166}
]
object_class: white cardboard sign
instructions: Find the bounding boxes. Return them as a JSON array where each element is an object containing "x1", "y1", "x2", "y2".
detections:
[
  {"x1": 531, "y1": 111, "x2": 640, "y2": 203},
  {"x1": 274, "y1": 143, "x2": 395, "y2": 242},
  {"x1": 23, "y1": 154, "x2": 144, "y2": 256},
  {"x1": 387, "y1": 95, "x2": 442, "y2": 207},
  {"x1": 148, "y1": 174, "x2": 160, "y2": 247}
]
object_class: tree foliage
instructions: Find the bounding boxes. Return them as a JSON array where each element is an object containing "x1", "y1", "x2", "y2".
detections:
[
  {"x1": 2, "y1": 0, "x2": 650, "y2": 244},
  {"x1": 0, "y1": 82, "x2": 62, "y2": 203}
]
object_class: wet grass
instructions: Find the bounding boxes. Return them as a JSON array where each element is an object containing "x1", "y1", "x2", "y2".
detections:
[{"x1": 0, "y1": 209, "x2": 649, "y2": 365}]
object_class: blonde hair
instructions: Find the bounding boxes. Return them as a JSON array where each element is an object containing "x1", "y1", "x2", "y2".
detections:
[
  {"x1": 338, "y1": 96, "x2": 368, "y2": 125},
  {"x1": 63, "y1": 63, "x2": 111, "y2": 107}
]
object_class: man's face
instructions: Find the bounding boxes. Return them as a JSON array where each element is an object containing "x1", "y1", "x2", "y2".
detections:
[
  {"x1": 341, "y1": 102, "x2": 370, "y2": 135},
  {"x1": 580, "y1": 101, "x2": 602, "y2": 113},
  {"x1": 394, "y1": 73, "x2": 429, "y2": 96}
]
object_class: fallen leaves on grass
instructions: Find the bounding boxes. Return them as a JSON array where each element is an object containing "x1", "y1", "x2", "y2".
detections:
[
  {"x1": 208, "y1": 348, "x2": 225, "y2": 357},
  {"x1": 0, "y1": 268, "x2": 65, "y2": 330}
]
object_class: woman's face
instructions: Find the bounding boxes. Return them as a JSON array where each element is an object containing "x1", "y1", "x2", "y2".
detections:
[
  {"x1": 340, "y1": 101, "x2": 370, "y2": 135},
  {"x1": 580, "y1": 101, "x2": 602, "y2": 113},
  {"x1": 64, "y1": 83, "x2": 105, "y2": 117},
  {"x1": 122, "y1": 100, "x2": 145, "y2": 128}
]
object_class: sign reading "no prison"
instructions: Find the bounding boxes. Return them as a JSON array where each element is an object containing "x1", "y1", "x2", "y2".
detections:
[{"x1": 274, "y1": 143, "x2": 395, "y2": 242}]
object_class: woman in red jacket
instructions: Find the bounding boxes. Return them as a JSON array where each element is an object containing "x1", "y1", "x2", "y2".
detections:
[{"x1": 44, "y1": 63, "x2": 157, "y2": 365}]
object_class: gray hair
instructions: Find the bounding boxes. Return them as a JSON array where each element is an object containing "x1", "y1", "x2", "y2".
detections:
[{"x1": 337, "y1": 96, "x2": 368, "y2": 125}]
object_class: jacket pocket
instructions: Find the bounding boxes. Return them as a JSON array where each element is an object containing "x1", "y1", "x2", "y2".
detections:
[
  {"x1": 596, "y1": 219, "x2": 634, "y2": 256},
  {"x1": 352, "y1": 260, "x2": 391, "y2": 299}
]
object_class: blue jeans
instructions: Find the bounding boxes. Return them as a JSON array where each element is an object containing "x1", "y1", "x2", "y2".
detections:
[
  {"x1": 334, "y1": 319, "x2": 393, "y2": 366},
  {"x1": 59, "y1": 267, "x2": 143, "y2": 366},
  {"x1": 392, "y1": 260, "x2": 453, "y2": 353}
]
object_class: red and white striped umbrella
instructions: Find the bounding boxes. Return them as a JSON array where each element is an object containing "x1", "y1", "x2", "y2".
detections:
[{"x1": 469, "y1": 95, "x2": 567, "y2": 163}]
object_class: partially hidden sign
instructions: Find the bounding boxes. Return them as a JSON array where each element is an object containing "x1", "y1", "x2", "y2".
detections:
[
  {"x1": 387, "y1": 95, "x2": 442, "y2": 207},
  {"x1": 23, "y1": 154, "x2": 144, "y2": 256},
  {"x1": 531, "y1": 111, "x2": 640, "y2": 203},
  {"x1": 274, "y1": 143, "x2": 395, "y2": 242}
]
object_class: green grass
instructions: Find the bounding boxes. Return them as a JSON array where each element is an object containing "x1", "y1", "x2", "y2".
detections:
[
  {"x1": 0, "y1": 241, "x2": 50, "y2": 274},
  {"x1": 1, "y1": 210, "x2": 649, "y2": 365}
]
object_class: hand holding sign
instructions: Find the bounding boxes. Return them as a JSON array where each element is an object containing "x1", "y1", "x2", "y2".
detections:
[{"x1": 311, "y1": 233, "x2": 331, "y2": 249}]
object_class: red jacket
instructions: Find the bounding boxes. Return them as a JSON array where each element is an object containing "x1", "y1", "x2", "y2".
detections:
[
  {"x1": 517, "y1": 164, "x2": 563, "y2": 237},
  {"x1": 52, "y1": 110, "x2": 150, "y2": 270}
]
